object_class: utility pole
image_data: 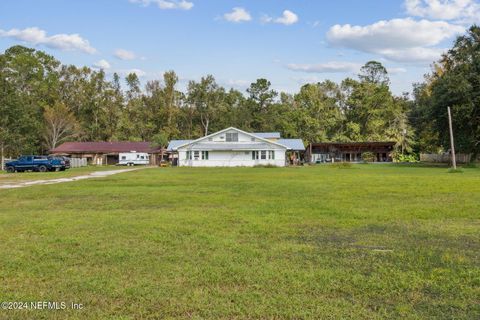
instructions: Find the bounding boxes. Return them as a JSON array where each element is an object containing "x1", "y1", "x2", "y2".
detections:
[{"x1": 447, "y1": 107, "x2": 457, "y2": 170}]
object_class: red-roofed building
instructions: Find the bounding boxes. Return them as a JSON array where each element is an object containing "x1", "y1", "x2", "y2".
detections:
[{"x1": 50, "y1": 142, "x2": 164, "y2": 165}]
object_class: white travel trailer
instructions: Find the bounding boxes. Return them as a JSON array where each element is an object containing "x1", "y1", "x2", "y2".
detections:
[{"x1": 119, "y1": 152, "x2": 150, "y2": 166}]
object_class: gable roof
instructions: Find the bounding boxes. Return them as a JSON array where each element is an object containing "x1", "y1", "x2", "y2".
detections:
[
  {"x1": 50, "y1": 141, "x2": 162, "y2": 154},
  {"x1": 277, "y1": 139, "x2": 305, "y2": 151},
  {"x1": 253, "y1": 132, "x2": 281, "y2": 139},
  {"x1": 175, "y1": 127, "x2": 289, "y2": 150},
  {"x1": 167, "y1": 140, "x2": 194, "y2": 152}
]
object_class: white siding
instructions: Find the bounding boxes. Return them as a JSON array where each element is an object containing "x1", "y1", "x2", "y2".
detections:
[
  {"x1": 178, "y1": 150, "x2": 286, "y2": 167},
  {"x1": 208, "y1": 130, "x2": 257, "y2": 143}
]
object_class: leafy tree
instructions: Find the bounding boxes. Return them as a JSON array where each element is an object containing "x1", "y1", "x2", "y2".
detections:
[
  {"x1": 359, "y1": 61, "x2": 390, "y2": 86},
  {"x1": 293, "y1": 81, "x2": 344, "y2": 143},
  {"x1": 0, "y1": 45, "x2": 60, "y2": 161},
  {"x1": 416, "y1": 25, "x2": 480, "y2": 155},
  {"x1": 410, "y1": 83, "x2": 442, "y2": 153},
  {"x1": 187, "y1": 75, "x2": 225, "y2": 136},
  {"x1": 246, "y1": 79, "x2": 277, "y2": 130},
  {"x1": 42, "y1": 101, "x2": 80, "y2": 150}
]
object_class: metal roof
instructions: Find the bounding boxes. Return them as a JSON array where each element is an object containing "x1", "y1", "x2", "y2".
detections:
[
  {"x1": 50, "y1": 141, "x2": 162, "y2": 154},
  {"x1": 277, "y1": 139, "x2": 306, "y2": 151},
  {"x1": 167, "y1": 140, "x2": 193, "y2": 152},
  {"x1": 309, "y1": 142, "x2": 395, "y2": 147},
  {"x1": 179, "y1": 142, "x2": 287, "y2": 151},
  {"x1": 167, "y1": 128, "x2": 305, "y2": 152},
  {"x1": 253, "y1": 132, "x2": 281, "y2": 139}
]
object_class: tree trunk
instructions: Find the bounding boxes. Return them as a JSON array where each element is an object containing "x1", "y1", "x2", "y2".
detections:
[
  {"x1": 204, "y1": 118, "x2": 209, "y2": 136},
  {"x1": 200, "y1": 113, "x2": 209, "y2": 136}
]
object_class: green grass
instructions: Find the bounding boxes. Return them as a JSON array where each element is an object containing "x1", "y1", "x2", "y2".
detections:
[
  {"x1": 0, "y1": 165, "x2": 479, "y2": 319},
  {"x1": 0, "y1": 166, "x2": 124, "y2": 184}
]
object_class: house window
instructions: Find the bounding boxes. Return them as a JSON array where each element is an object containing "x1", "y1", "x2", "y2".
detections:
[
  {"x1": 269, "y1": 151, "x2": 275, "y2": 160},
  {"x1": 201, "y1": 151, "x2": 209, "y2": 160},
  {"x1": 252, "y1": 151, "x2": 259, "y2": 160},
  {"x1": 226, "y1": 132, "x2": 238, "y2": 142},
  {"x1": 141, "y1": 156, "x2": 145, "y2": 159},
  {"x1": 186, "y1": 151, "x2": 192, "y2": 160},
  {"x1": 261, "y1": 151, "x2": 267, "y2": 160},
  {"x1": 194, "y1": 151, "x2": 200, "y2": 160}
]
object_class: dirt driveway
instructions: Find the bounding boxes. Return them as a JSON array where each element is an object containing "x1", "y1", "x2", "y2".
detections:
[{"x1": 0, "y1": 168, "x2": 142, "y2": 190}]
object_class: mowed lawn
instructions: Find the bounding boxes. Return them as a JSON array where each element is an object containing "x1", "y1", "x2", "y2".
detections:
[{"x1": 0, "y1": 165, "x2": 479, "y2": 319}]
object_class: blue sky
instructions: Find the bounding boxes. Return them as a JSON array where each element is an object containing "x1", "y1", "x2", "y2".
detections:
[{"x1": 0, "y1": 0, "x2": 478, "y2": 95}]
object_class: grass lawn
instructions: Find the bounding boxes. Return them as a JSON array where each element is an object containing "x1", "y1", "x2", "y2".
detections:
[
  {"x1": 0, "y1": 166, "x2": 124, "y2": 185},
  {"x1": 0, "y1": 165, "x2": 479, "y2": 319}
]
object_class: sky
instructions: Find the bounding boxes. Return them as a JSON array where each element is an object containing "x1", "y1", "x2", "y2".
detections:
[{"x1": 0, "y1": 0, "x2": 478, "y2": 95}]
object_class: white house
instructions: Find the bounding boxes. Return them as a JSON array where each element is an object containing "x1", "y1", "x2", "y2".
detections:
[{"x1": 167, "y1": 127, "x2": 305, "y2": 167}]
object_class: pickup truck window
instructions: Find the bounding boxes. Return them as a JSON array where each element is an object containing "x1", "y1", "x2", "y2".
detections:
[{"x1": 26, "y1": 156, "x2": 33, "y2": 162}]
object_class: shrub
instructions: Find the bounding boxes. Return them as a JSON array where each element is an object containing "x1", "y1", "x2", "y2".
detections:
[
  {"x1": 394, "y1": 153, "x2": 419, "y2": 163},
  {"x1": 361, "y1": 152, "x2": 375, "y2": 163},
  {"x1": 330, "y1": 162, "x2": 353, "y2": 169}
]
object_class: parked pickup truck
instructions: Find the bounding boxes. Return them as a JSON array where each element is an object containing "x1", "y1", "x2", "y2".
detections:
[{"x1": 4, "y1": 155, "x2": 67, "y2": 173}]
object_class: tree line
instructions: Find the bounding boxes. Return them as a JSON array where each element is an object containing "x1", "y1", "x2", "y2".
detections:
[{"x1": 1, "y1": 25, "x2": 479, "y2": 163}]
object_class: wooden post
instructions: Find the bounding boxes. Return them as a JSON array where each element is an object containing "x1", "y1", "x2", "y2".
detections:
[
  {"x1": 0, "y1": 143, "x2": 4, "y2": 172},
  {"x1": 309, "y1": 143, "x2": 312, "y2": 163},
  {"x1": 448, "y1": 107, "x2": 457, "y2": 170}
]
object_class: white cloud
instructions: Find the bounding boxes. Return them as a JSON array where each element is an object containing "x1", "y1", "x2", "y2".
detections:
[
  {"x1": 276, "y1": 10, "x2": 299, "y2": 25},
  {"x1": 405, "y1": 0, "x2": 480, "y2": 22},
  {"x1": 287, "y1": 61, "x2": 361, "y2": 73},
  {"x1": 378, "y1": 47, "x2": 446, "y2": 62},
  {"x1": 387, "y1": 67, "x2": 407, "y2": 74},
  {"x1": 289, "y1": 62, "x2": 408, "y2": 76},
  {"x1": 223, "y1": 7, "x2": 252, "y2": 23},
  {"x1": 93, "y1": 59, "x2": 111, "y2": 69},
  {"x1": 327, "y1": 18, "x2": 465, "y2": 62},
  {"x1": 129, "y1": 0, "x2": 193, "y2": 10},
  {"x1": 263, "y1": 10, "x2": 299, "y2": 25},
  {"x1": 0, "y1": 26, "x2": 96, "y2": 54},
  {"x1": 114, "y1": 49, "x2": 136, "y2": 60}
]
